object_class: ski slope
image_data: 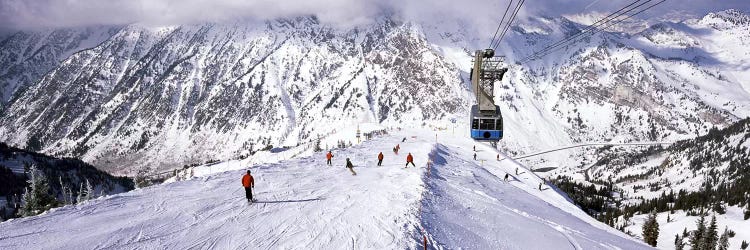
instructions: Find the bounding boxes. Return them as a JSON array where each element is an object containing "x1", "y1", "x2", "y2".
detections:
[{"x1": 0, "y1": 130, "x2": 649, "y2": 249}]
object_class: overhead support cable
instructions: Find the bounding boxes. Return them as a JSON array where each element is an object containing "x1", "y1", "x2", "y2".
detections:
[
  {"x1": 489, "y1": 0, "x2": 515, "y2": 49},
  {"x1": 519, "y1": 0, "x2": 666, "y2": 63},
  {"x1": 522, "y1": 0, "x2": 645, "y2": 59},
  {"x1": 493, "y1": 0, "x2": 525, "y2": 50}
]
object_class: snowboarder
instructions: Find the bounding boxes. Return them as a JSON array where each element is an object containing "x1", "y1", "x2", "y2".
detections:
[
  {"x1": 402, "y1": 137, "x2": 407, "y2": 142},
  {"x1": 504, "y1": 173, "x2": 509, "y2": 182},
  {"x1": 326, "y1": 151, "x2": 333, "y2": 166},
  {"x1": 405, "y1": 153, "x2": 415, "y2": 167},
  {"x1": 473, "y1": 153, "x2": 477, "y2": 160},
  {"x1": 346, "y1": 158, "x2": 356, "y2": 175},
  {"x1": 377, "y1": 152, "x2": 384, "y2": 166},
  {"x1": 242, "y1": 170, "x2": 255, "y2": 202}
]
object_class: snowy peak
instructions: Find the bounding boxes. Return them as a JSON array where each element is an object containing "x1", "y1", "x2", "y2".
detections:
[
  {"x1": 0, "y1": 26, "x2": 120, "y2": 104},
  {"x1": 699, "y1": 9, "x2": 750, "y2": 30},
  {"x1": 638, "y1": 22, "x2": 701, "y2": 48}
]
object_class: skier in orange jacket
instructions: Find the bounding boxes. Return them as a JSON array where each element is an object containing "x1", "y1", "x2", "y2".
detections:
[
  {"x1": 242, "y1": 170, "x2": 255, "y2": 202},
  {"x1": 326, "y1": 151, "x2": 333, "y2": 166},
  {"x1": 377, "y1": 152, "x2": 384, "y2": 166},
  {"x1": 405, "y1": 153, "x2": 415, "y2": 167}
]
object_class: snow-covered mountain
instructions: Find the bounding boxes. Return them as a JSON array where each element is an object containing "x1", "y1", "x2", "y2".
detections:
[
  {"x1": 495, "y1": 9, "x2": 750, "y2": 170},
  {"x1": 0, "y1": 26, "x2": 121, "y2": 105},
  {"x1": 1, "y1": 10, "x2": 749, "y2": 177},
  {"x1": 566, "y1": 117, "x2": 750, "y2": 248},
  {"x1": 0, "y1": 129, "x2": 650, "y2": 249},
  {"x1": 0, "y1": 17, "x2": 468, "y2": 174}
]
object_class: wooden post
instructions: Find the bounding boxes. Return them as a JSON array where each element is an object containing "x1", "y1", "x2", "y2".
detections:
[{"x1": 423, "y1": 235, "x2": 428, "y2": 250}]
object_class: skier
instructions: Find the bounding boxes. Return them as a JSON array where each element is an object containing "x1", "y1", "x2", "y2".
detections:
[
  {"x1": 402, "y1": 137, "x2": 407, "y2": 142},
  {"x1": 346, "y1": 158, "x2": 356, "y2": 175},
  {"x1": 496, "y1": 154, "x2": 500, "y2": 161},
  {"x1": 377, "y1": 152, "x2": 384, "y2": 166},
  {"x1": 515, "y1": 167, "x2": 518, "y2": 175},
  {"x1": 326, "y1": 151, "x2": 333, "y2": 166},
  {"x1": 538, "y1": 182, "x2": 542, "y2": 191},
  {"x1": 242, "y1": 170, "x2": 255, "y2": 202},
  {"x1": 473, "y1": 153, "x2": 477, "y2": 160},
  {"x1": 473, "y1": 145, "x2": 476, "y2": 152},
  {"x1": 504, "y1": 173, "x2": 509, "y2": 182},
  {"x1": 405, "y1": 153, "x2": 415, "y2": 167}
]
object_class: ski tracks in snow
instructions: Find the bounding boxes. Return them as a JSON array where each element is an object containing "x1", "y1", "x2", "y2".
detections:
[
  {"x1": 0, "y1": 131, "x2": 647, "y2": 249},
  {"x1": 0, "y1": 131, "x2": 431, "y2": 249}
]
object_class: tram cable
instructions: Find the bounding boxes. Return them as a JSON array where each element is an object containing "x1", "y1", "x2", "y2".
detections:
[
  {"x1": 489, "y1": 0, "x2": 515, "y2": 49},
  {"x1": 493, "y1": 0, "x2": 525, "y2": 50},
  {"x1": 520, "y1": 0, "x2": 666, "y2": 63},
  {"x1": 520, "y1": 0, "x2": 647, "y2": 61}
]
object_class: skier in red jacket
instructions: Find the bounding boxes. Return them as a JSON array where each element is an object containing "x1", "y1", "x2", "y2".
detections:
[
  {"x1": 377, "y1": 152, "x2": 384, "y2": 166},
  {"x1": 326, "y1": 151, "x2": 333, "y2": 166},
  {"x1": 405, "y1": 153, "x2": 415, "y2": 167},
  {"x1": 242, "y1": 170, "x2": 255, "y2": 202}
]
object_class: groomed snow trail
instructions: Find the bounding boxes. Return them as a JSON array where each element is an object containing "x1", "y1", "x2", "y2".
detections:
[
  {"x1": 0, "y1": 132, "x2": 430, "y2": 249},
  {"x1": 418, "y1": 137, "x2": 651, "y2": 249},
  {"x1": 0, "y1": 130, "x2": 649, "y2": 249}
]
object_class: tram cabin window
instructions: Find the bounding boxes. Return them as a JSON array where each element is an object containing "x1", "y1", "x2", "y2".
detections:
[
  {"x1": 479, "y1": 119, "x2": 496, "y2": 130},
  {"x1": 472, "y1": 118, "x2": 480, "y2": 129}
]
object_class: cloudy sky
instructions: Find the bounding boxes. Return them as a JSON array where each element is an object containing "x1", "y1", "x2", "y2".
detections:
[{"x1": 1, "y1": 0, "x2": 748, "y2": 32}]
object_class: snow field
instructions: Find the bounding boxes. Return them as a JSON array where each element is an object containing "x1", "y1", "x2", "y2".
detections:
[
  {"x1": 419, "y1": 132, "x2": 649, "y2": 249},
  {"x1": 0, "y1": 131, "x2": 431, "y2": 249},
  {"x1": 0, "y1": 129, "x2": 648, "y2": 249}
]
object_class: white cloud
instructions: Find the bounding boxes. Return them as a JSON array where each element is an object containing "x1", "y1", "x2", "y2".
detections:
[{"x1": 0, "y1": 0, "x2": 748, "y2": 30}]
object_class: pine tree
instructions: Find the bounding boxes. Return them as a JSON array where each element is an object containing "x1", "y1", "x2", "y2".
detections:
[
  {"x1": 717, "y1": 227, "x2": 729, "y2": 250},
  {"x1": 690, "y1": 213, "x2": 706, "y2": 250},
  {"x1": 703, "y1": 215, "x2": 718, "y2": 250},
  {"x1": 76, "y1": 182, "x2": 85, "y2": 203},
  {"x1": 741, "y1": 240, "x2": 748, "y2": 250},
  {"x1": 19, "y1": 166, "x2": 55, "y2": 217},
  {"x1": 675, "y1": 234, "x2": 685, "y2": 250},
  {"x1": 313, "y1": 139, "x2": 322, "y2": 152},
  {"x1": 59, "y1": 176, "x2": 73, "y2": 205},
  {"x1": 77, "y1": 179, "x2": 95, "y2": 203},
  {"x1": 85, "y1": 179, "x2": 95, "y2": 200},
  {"x1": 642, "y1": 211, "x2": 659, "y2": 247}
]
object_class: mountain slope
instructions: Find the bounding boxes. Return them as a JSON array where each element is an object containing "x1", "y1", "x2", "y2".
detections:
[
  {"x1": 0, "y1": 19, "x2": 467, "y2": 175},
  {"x1": 0, "y1": 130, "x2": 647, "y2": 249},
  {"x1": 482, "y1": 9, "x2": 750, "y2": 173},
  {"x1": 0, "y1": 26, "x2": 120, "y2": 106}
]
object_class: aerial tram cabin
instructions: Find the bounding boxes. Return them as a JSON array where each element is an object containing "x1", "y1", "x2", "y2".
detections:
[
  {"x1": 469, "y1": 49, "x2": 508, "y2": 143},
  {"x1": 470, "y1": 105, "x2": 503, "y2": 141}
]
